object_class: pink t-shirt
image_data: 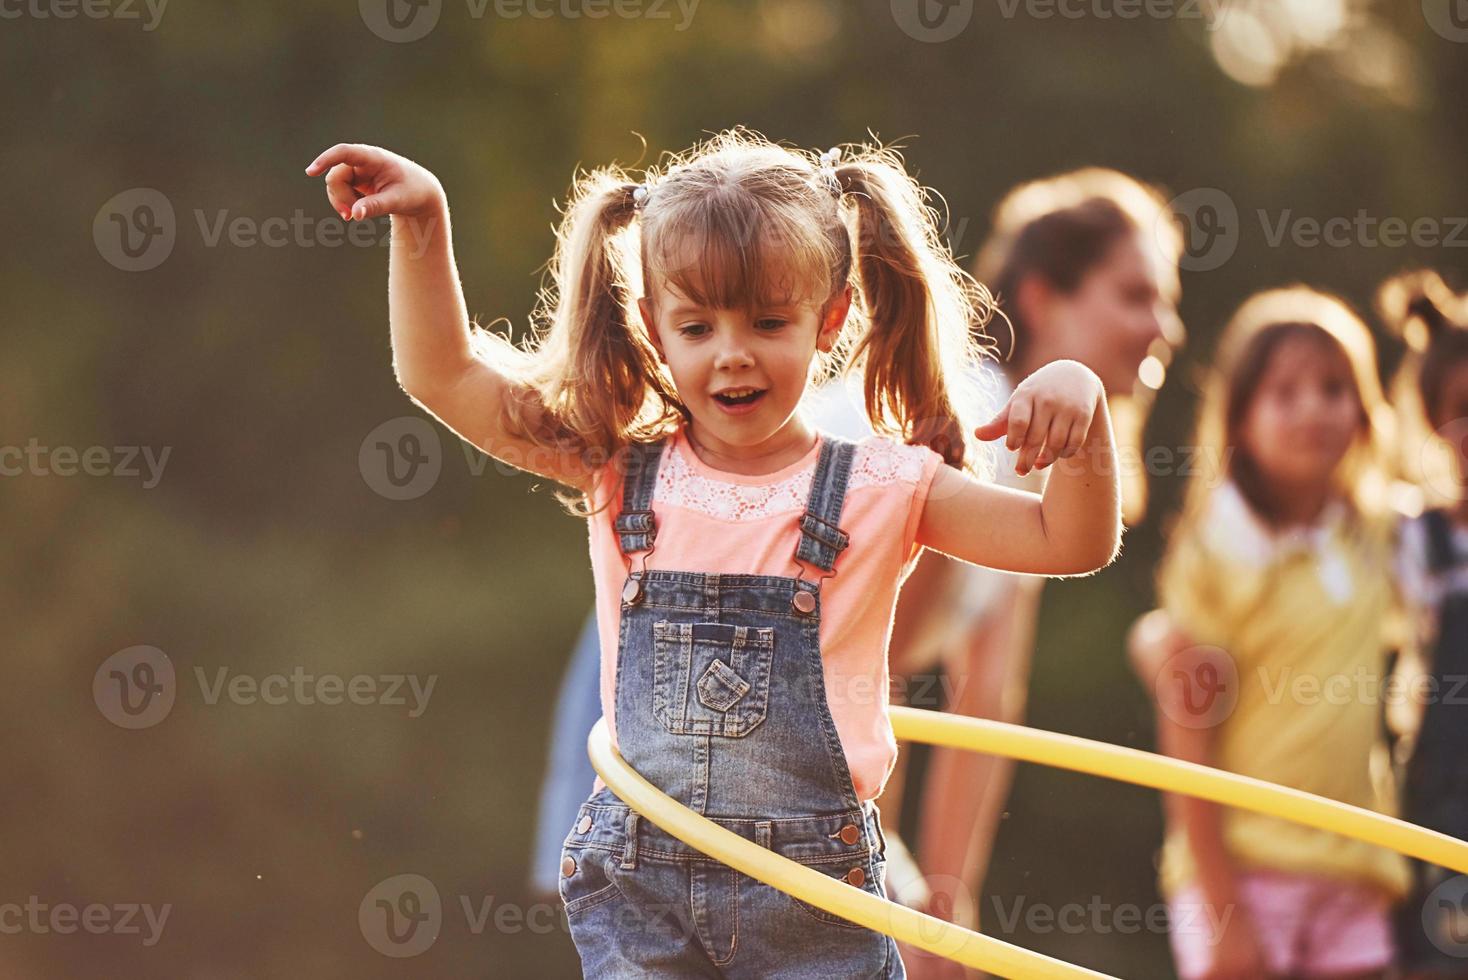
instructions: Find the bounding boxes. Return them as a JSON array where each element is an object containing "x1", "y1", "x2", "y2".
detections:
[{"x1": 585, "y1": 421, "x2": 946, "y2": 803}]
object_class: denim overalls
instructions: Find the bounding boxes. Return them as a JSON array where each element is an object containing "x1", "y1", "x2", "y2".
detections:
[{"x1": 559, "y1": 432, "x2": 906, "y2": 978}]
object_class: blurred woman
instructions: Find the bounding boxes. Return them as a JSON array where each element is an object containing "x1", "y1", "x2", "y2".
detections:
[{"x1": 846, "y1": 168, "x2": 1184, "y2": 979}]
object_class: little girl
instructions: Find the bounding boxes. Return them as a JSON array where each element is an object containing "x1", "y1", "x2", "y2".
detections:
[
  {"x1": 306, "y1": 129, "x2": 1122, "y2": 978},
  {"x1": 1378, "y1": 270, "x2": 1468, "y2": 979},
  {"x1": 1127, "y1": 286, "x2": 1412, "y2": 980}
]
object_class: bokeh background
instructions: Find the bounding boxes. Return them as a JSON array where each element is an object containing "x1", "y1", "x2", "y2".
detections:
[{"x1": 4, "y1": 0, "x2": 1467, "y2": 975}]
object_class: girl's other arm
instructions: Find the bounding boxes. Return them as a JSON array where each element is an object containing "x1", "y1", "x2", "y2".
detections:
[
  {"x1": 917, "y1": 360, "x2": 1121, "y2": 576},
  {"x1": 305, "y1": 143, "x2": 593, "y2": 493}
]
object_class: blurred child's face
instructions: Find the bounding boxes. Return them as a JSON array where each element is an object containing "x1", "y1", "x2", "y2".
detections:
[
  {"x1": 1042, "y1": 231, "x2": 1181, "y2": 395},
  {"x1": 1240, "y1": 336, "x2": 1363, "y2": 491},
  {"x1": 638, "y1": 277, "x2": 849, "y2": 452}
]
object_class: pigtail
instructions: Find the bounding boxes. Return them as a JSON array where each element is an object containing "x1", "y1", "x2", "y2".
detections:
[
  {"x1": 1376, "y1": 269, "x2": 1459, "y2": 353},
  {"x1": 1375, "y1": 271, "x2": 1468, "y2": 507},
  {"x1": 833, "y1": 152, "x2": 997, "y2": 475},
  {"x1": 476, "y1": 168, "x2": 684, "y2": 515}
]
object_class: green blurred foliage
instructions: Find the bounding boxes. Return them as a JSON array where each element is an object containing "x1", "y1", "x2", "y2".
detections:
[{"x1": 2, "y1": 1, "x2": 1465, "y2": 976}]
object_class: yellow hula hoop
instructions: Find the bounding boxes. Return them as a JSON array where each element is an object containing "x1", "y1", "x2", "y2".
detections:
[{"x1": 587, "y1": 706, "x2": 1468, "y2": 980}]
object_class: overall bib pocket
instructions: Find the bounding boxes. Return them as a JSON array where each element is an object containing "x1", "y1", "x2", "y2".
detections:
[{"x1": 652, "y1": 620, "x2": 775, "y2": 737}]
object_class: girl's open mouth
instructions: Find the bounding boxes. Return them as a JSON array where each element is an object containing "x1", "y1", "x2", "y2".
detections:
[{"x1": 712, "y1": 388, "x2": 768, "y2": 414}]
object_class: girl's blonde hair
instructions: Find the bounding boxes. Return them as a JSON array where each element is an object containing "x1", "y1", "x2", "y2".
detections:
[
  {"x1": 1376, "y1": 269, "x2": 1468, "y2": 509},
  {"x1": 1164, "y1": 286, "x2": 1394, "y2": 558},
  {"x1": 472, "y1": 126, "x2": 998, "y2": 515}
]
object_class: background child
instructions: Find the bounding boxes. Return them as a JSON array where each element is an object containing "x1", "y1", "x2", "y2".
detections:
[
  {"x1": 306, "y1": 128, "x2": 1122, "y2": 978},
  {"x1": 1378, "y1": 270, "x2": 1468, "y2": 979},
  {"x1": 1127, "y1": 286, "x2": 1411, "y2": 980}
]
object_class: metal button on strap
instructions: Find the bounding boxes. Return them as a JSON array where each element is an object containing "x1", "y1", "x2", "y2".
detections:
[
  {"x1": 622, "y1": 578, "x2": 642, "y2": 604},
  {"x1": 792, "y1": 589, "x2": 816, "y2": 614},
  {"x1": 845, "y1": 866, "x2": 865, "y2": 887},
  {"x1": 577, "y1": 815, "x2": 593, "y2": 835},
  {"x1": 838, "y1": 824, "x2": 861, "y2": 846},
  {"x1": 561, "y1": 855, "x2": 576, "y2": 878}
]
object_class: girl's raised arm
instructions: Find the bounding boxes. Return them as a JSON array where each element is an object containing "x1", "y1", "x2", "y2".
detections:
[
  {"x1": 305, "y1": 143, "x2": 594, "y2": 493},
  {"x1": 917, "y1": 359, "x2": 1122, "y2": 576}
]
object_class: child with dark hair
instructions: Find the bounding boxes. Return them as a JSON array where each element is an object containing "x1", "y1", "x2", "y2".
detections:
[{"x1": 1379, "y1": 270, "x2": 1468, "y2": 980}]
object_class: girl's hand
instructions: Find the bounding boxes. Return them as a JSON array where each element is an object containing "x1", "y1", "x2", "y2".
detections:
[
  {"x1": 304, "y1": 143, "x2": 445, "y2": 222},
  {"x1": 974, "y1": 359, "x2": 1105, "y2": 476}
]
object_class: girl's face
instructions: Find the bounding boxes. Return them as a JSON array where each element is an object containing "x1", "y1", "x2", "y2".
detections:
[
  {"x1": 1038, "y1": 231, "x2": 1181, "y2": 395},
  {"x1": 638, "y1": 279, "x2": 850, "y2": 457},
  {"x1": 1240, "y1": 335, "x2": 1363, "y2": 492}
]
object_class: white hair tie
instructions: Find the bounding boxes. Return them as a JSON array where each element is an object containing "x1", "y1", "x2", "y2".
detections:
[
  {"x1": 817, "y1": 147, "x2": 842, "y2": 196},
  {"x1": 631, "y1": 184, "x2": 649, "y2": 210}
]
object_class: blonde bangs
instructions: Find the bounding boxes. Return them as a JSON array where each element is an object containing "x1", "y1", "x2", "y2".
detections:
[{"x1": 643, "y1": 193, "x2": 840, "y2": 313}]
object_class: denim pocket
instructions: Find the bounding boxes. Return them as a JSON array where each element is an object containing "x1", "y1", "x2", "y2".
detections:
[
  {"x1": 652, "y1": 620, "x2": 774, "y2": 737},
  {"x1": 789, "y1": 856, "x2": 887, "y2": 930},
  {"x1": 558, "y1": 845, "x2": 621, "y2": 918}
]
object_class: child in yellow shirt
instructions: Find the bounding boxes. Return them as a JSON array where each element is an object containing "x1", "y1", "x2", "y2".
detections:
[{"x1": 1129, "y1": 286, "x2": 1410, "y2": 980}]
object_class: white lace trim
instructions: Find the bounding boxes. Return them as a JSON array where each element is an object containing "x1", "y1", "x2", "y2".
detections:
[{"x1": 653, "y1": 437, "x2": 931, "y2": 522}]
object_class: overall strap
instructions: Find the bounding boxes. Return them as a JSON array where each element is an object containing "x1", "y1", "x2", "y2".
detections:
[
  {"x1": 614, "y1": 438, "x2": 667, "y2": 556},
  {"x1": 794, "y1": 434, "x2": 858, "y2": 573},
  {"x1": 1422, "y1": 508, "x2": 1458, "y2": 576}
]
